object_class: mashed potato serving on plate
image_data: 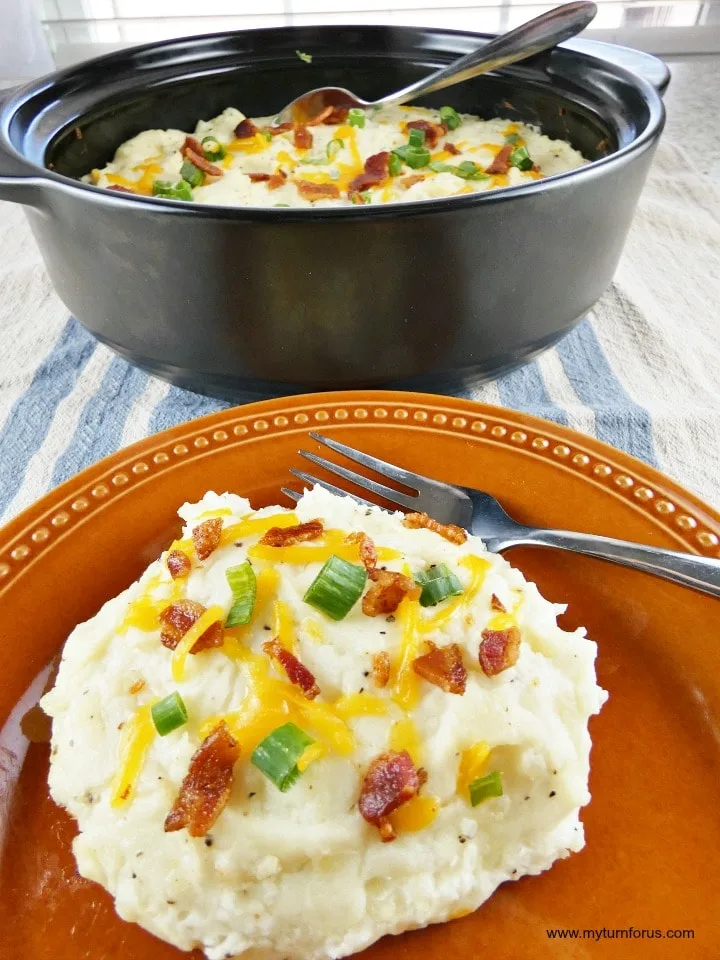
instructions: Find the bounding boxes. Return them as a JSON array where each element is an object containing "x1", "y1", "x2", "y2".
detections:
[
  {"x1": 42, "y1": 487, "x2": 606, "y2": 960},
  {"x1": 84, "y1": 104, "x2": 587, "y2": 207}
]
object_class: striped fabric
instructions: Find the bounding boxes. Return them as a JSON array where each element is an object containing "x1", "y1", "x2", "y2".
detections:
[{"x1": 1, "y1": 138, "x2": 718, "y2": 524}]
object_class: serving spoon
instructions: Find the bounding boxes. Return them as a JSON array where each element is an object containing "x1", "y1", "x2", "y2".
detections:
[{"x1": 275, "y1": 1, "x2": 597, "y2": 125}]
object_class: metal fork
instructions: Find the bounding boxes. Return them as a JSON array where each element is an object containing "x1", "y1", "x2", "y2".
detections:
[{"x1": 282, "y1": 432, "x2": 720, "y2": 599}]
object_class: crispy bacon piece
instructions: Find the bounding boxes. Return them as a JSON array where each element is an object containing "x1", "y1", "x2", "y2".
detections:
[
  {"x1": 107, "y1": 184, "x2": 133, "y2": 193},
  {"x1": 192, "y1": 518, "x2": 223, "y2": 561},
  {"x1": 180, "y1": 136, "x2": 224, "y2": 177},
  {"x1": 346, "y1": 532, "x2": 378, "y2": 575},
  {"x1": 159, "y1": 600, "x2": 224, "y2": 653},
  {"x1": 479, "y1": 625, "x2": 521, "y2": 676},
  {"x1": 362, "y1": 570, "x2": 416, "y2": 617},
  {"x1": 167, "y1": 549, "x2": 192, "y2": 580},
  {"x1": 402, "y1": 511, "x2": 467, "y2": 544},
  {"x1": 306, "y1": 106, "x2": 335, "y2": 125},
  {"x1": 412, "y1": 641, "x2": 466, "y2": 694},
  {"x1": 263, "y1": 638, "x2": 320, "y2": 699},
  {"x1": 359, "y1": 750, "x2": 425, "y2": 842},
  {"x1": 295, "y1": 180, "x2": 341, "y2": 201},
  {"x1": 234, "y1": 118, "x2": 258, "y2": 139},
  {"x1": 324, "y1": 105, "x2": 349, "y2": 124},
  {"x1": 490, "y1": 593, "x2": 507, "y2": 613},
  {"x1": 371, "y1": 651, "x2": 391, "y2": 689},
  {"x1": 400, "y1": 174, "x2": 425, "y2": 189},
  {"x1": 259, "y1": 519, "x2": 324, "y2": 546},
  {"x1": 405, "y1": 119, "x2": 447, "y2": 149},
  {"x1": 294, "y1": 124, "x2": 313, "y2": 149},
  {"x1": 248, "y1": 170, "x2": 287, "y2": 190},
  {"x1": 444, "y1": 141, "x2": 461, "y2": 156},
  {"x1": 347, "y1": 151, "x2": 390, "y2": 198},
  {"x1": 486, "y1": 143, "x2": 512, "y2": 175},
  {"x1": 164, "y1": 722, "x2": 240, "y2": 837},
  {"x1": 267, "y1": 121, "x2": 294, "y2": 136}
]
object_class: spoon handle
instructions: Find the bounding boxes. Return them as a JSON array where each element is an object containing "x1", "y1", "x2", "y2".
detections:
[{"x1": 375, "y1": 1, "x2": 597, "y2": 108}]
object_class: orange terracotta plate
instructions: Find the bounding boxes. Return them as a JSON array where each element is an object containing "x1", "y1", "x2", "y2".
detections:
[{"x1": 1, "y1": 391, "x2": 719, "y2": 960}]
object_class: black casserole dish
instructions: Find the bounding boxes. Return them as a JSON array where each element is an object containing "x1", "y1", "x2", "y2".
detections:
[{"x1": 0, "y1": 27, "x2": 667, "y2": 397}]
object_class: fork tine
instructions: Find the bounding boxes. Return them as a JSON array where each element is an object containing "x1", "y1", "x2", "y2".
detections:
[
  {"x1": 281, "y1": 487, "x2": 301, "y2": 502},
  {"x1": 309, "y1": 432, "x2": 426, "y2": 491},
  {"x1": 289, "y1": 468, "x2": 377, "y2": 509},
  {"x1": 299, "y1": 450, "x2": 418, "y2": 510}
]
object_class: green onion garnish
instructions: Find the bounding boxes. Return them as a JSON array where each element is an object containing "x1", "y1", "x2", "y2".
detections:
[
  {"x1": 263, "y1": 131, "x2": 273, "y2": 142},
  {"x1": 251, "y1": 722, "x2": 314, "y2": 791},
  {"x1": 151, "y1": 691, "x2": 188, "y2": 736},
  {"x1": 303, "y1": 555, "x2": 367, "y2": 620},
  {"x1": 225, "y1": 561, "x2": 257, "y2": 627},
  {"x1": 415, "y1": 563, "x2": 464, "y2": 607},
  {"x1": 404, "y1": 146, "x2": 431, "y2": 169},
  {"x1": 469, "y1": 770, "x2": 503, "y2": 806},
  {"x1": 348, "y1": 109, "x2": 366, "y2": 128},
  {"x1": 392, "y1": 145, "x2": 409, "y2": 161},
  {"x1": 180, "y1": 159, "x2": 205, "y2": 187},
  {"x1": 408, "y1": 127, "x2": 426, "y2": 148},
  {"x1": 388, "y1": 153, "x2": 403, "y2": 176},
  {"x1": 429, "y1": 161, "x2": 453, "y2": 173},
  {"x1": 439, "y1": 105, "x2": 462, "y2": 130},
  {"x1": 201, "y1": 136, "x2": 226, "y2": 161},
  {"x1": 454, "y1": 160, "x2": 486, "y2": 180},
  {"x1": 505, "y1": 133, "x2": 521, "y2": 145},
  {"x1": 296, "y1": 49, "x2": 313, "y2": 63},
  {"x1": 509, "y1": 146, "x2": 533, "y2": 171},
  {"x1": 326, "y1": 138, "x2": 344, "y2": 160},
  {"x1": 152, "y1": 179, "x2": 193, "y2": 201}
]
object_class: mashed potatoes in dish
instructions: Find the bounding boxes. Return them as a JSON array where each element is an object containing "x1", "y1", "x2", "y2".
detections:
[
  {"x1": 84, "y1": 104, "x2": 587, "y2": 207},
  {"x1": 42, "y1": 487, "x2": 606, "y2": 960}
]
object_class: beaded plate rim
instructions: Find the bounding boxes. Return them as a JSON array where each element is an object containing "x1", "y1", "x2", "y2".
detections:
[{"x1": 1, "y1": 391, "x2": 718, "y2": 591}]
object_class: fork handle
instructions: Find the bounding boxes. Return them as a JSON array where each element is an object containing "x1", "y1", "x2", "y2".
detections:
[{"x1": 497, "y1": 529, "x2": 720, "y2": 598}]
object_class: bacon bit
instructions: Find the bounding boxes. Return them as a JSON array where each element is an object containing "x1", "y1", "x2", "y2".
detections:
[
  {"x1": 167, "y1": 549, "x2": 192, "y2": 579},
  {"x1": 192, "y1": 518, "x2": 223, "y2": 561},
  {"x1": 267, "y1": 121, "x2": 294, "y2": 136},
  {"x1": 248, "y1": 170, "x2": 287, "y2": 190},
  {"x1": 490, "y1": 594, "x2": 507, "y2": 613},
  {"x1": 234, "y1": 118, "x2": 258, "y2": 139},
  {"x1": 306, "y1": 105, "x2": 335, "y2": 125},
  {"x1": 405, "y1": 119, "x2": 447, "y2": 149},
  {"x1": 346, "y1": 532, "x2": 377, "y2": 575},
  {"x1": 259, "y1": 519, "x2": 324, "y2": 546},
  {"x1": 129, "y1": 679, "x2": 146, "y2": 694},
  {"x1": 107, "y1": 184, "x2": 133, "y2": 193},
  {"x1": 399, "y1": 174, "x2": 425, "y2": 189},
  {"x1": 159, "y1": 600, "x2": 224, "y2": 653},
  {"x1": 296, "y1": 180, "x2": 341, "y2": 201},
  {"x1": 479, "y1": 626, "x2": 521, "y2": 676},
  {"x1": 359, "y1": 750, "x2": 425, "y2": 842},
  {"x1": 371, "y1": 651, "x2": 391, "y2": 689},
  {"x1": 181, "y1": 136, "x2": 223, "y2": 177},
  {"x1": 444, "y1": 141, "x2": 461, "y2": 155},
  {"x1": 402, "y1": 511, "x2": 467, "y2": 544},
  {"x1": 294, "y1": 124, "x2": 313, "y2": 149},
  {"x1": 486, "y1": 143, "x2": 513, "y2": 175},
  {"x1": 347, "y1": 151, "x2": 390, "y2": 198},
  {"x1": 263, "y1": 638, "x2": 320, "y2": 699},
  {"x1": 324, "y1": 106, "x2": 349, "y2": 124},
  {"x1": 362, "y1": 570, "x2": 416, "y2": 617},
  {"x1": 412, "y1": 641, "x2": 466, "y2": 694},
  {"x1": 164, "y1": 722, "x2": 240, "y2": 837}
]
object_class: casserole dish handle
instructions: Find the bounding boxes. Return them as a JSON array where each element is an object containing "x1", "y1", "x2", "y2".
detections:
[
  {"x1": 0, "y1": 87, "x2": 48, "y2": 207},
  {"x1": 565, "y1": 39, "x2": 670, "y2": 93}
]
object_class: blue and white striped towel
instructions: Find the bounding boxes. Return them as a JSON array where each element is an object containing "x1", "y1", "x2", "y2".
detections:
[{"x1": 1, "y1": 139, "x2": 718, "y2": 523}]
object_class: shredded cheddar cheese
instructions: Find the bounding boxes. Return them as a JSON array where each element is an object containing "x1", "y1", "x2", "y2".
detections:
[
  {"x1": 334, "y1": 694, "x2": 389, "y2": 719},
  {"x1": 389, "y1": 794, "x2": 439, "y2": 833},
  {"x1": 389, "y1": 718, "x2": 422, "y2": 765},
  {"x1": 457, "y1": 741, "x2": 491, "y2": 795},
  {"x1": 171, "y1": 605, "x2": 225, "y2": 682},
  {"x1": 110, "y1": 704, "x2": 156, "y2": 807}
]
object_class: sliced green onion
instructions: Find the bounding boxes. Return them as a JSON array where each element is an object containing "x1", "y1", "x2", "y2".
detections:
[
  {"x1": 439, "y1": 105, "x2": 462, "y2": 130},
  {"x1": 404, "y1": 146, "x2": 431, "y2": 169},
  {"x1": 429, "y1": 160, "x2": 452, "y2": 173},
  {"x1": 453, "y1": 160, "x2": 483, "y2": 180},
  {"x1": 505, "y1": 133, "x2": 521, "y2": 145},
  {"x1": 251, "y1": 722, "x2": 314, "y2": 791},
  {"x1": 326, "y1": 138, "x2": 344, "y2": 160},
  {"x1": 408, "y1": 127, "x2": 426, "y2": 148},
  {"x1": 273, "y1": 203, "x2": 290, "y2": 207},
  {"x1": 469, "y1": 770, "x2": 503, "y2": 806},
  {"x1": 263, "y1": 131, "x2": 273, "y2": 142},
  {"x1": 296, "y1": 49, "x2": 313, "y2": 63},
  {"x1": 415, "y1": 563, "x2": 463, "y2": 607},
  {"x1": 509, "y1": 146, "x2": 533, "y2": 171},
  {"x1": 225, "y1": 561, "x2": 257, "y2": 627},
  {"x1": 348, "y1": 108, "x2": 366, "y2": 129},
  {"x1": 151, "y1": 691, "x2": 188, "y2": 736},
  {"x1": 388, "y1": 152, "x2": 403, "y2": 176},
  {"x1": 201, "y1": 136, "x2": 226, "y2": 161},
  {"x1": 152, "y1": 179, "x2": 193, "y2": 201},
  {"x1": 180, "y1": 159, "x2": 205, "y2": 187},
  {"x1": 303, "y1": 555, "x2": 367, "y2": 620},
  {"x1": 392, "y1": 145, "x2": 409, "y2": 161}
]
